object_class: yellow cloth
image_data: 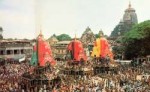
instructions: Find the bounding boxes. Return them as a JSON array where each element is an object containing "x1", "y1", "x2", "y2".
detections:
[{"x1": 91, "y1": 38, "x2": 101, "y2": 57}]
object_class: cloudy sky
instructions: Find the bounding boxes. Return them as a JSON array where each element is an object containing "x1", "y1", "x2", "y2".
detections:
[{"x1": 0, "y1": 0, "x2": 150, "y2": 39}]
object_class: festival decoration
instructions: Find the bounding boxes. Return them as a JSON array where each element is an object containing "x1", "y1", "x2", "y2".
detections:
[
  {"x1": 30, "y1": 32, "x2": 56, "y2": 66},
  {"x1": 67, "y1": 37, "x2": 87, "y2": 62},
  {"x1": 91, "y1": 36, "x2": 113, "y2": 59}
]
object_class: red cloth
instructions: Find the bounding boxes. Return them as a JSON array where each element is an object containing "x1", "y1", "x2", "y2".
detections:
[
  {"x1": 100, "y1": 37, "x2": 113, "y2": 59},
  {"x1": 33, "y1": 45, "x2": 36, "y2": 51},
  {"x1": 37, "y1": 34, "x2": 56, "y2": 66},
  {"x1": 67, "y1": 40, "x2": 87, "y2": 61}
]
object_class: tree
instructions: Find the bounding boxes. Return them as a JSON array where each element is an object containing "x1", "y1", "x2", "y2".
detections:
[
  {"x1": 0, "y1": 35, "x2": 3, "y2": 40},
  {"x1": 56, "y1": 34, "x2": 71, "y2": 41},
  {"x1": 123, "y1": 20, "x2": 150, "y2": 59},
  {"x1": 95, "y1": 34, "x2": 100, "y2": 38}
]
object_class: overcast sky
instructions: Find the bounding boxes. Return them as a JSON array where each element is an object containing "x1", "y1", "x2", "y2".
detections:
[{"x1": 0, "y1": 0, "x2": 150, "y2": 39}]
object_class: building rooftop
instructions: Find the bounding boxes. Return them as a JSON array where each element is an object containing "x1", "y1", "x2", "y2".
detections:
[
  {"x1": 55, "y1": 41, "x2": 70, "y2": 45},
  {"x1": 0, "y1": 39, "x2": 32, "y2": 48},
  {"x1": 0, "y1": 39, "x2": 31, "y2": 43}
]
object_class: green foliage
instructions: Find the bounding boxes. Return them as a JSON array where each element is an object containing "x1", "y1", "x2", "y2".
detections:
[
  {"x1": 123, "y1": 20, "x2": 150, "y2": 59},
  {"x1": 0, "y1": 35, "x2": 3, "y2": 40},
  {"x1": 7, "y1": 38, "x2": 13, "y2": 40},
  {"x1": 112, "y1": 46, "x2": 124, "y2": 54},
  {"x1": 95, "y1": 34, "x2": 100, "y2": 38},
  {"x1": 56, "y1": 34, "x2": 71, "y2": 41},
  {"x1": 95, "y1": 30, "x2": 105, "y2": 38}
]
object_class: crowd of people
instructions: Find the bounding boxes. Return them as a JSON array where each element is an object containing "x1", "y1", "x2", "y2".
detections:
[
  {"x1": 0, "y1": 61, "x2": 31, "y2": 92},
  {"x1": 0, "y1": 58, "x2": 150, "y2": 92},
  {"x1": 53, "y1": 64, "x2": 150, "y2": 92}
]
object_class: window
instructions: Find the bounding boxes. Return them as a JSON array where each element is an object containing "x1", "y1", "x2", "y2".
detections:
[
  {"x1": 14, "y1": 50, "x2": 18, "y2": 54},
  {"x1": 21, "y1": 49, "x2": 24, "y2": 54},
  {"x1": 0, "y1": 50, "x2": 4, "y2": 55},
  {"x1": 7, "y1": 50, "x2": 11, "y2": 55}
]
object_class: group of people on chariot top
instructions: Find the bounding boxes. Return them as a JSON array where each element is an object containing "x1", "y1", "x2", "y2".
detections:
[{"x1": 93, "y1": 54, "x2": 111, "y2": 65}]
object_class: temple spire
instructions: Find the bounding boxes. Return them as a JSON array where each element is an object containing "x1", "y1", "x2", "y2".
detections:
[
  {"x1": 74, "y1": 34, "x2": 77, "y2": 41},
  {"x1": 39, "y1": 24, "x2": 42, "y2": 35},
  {"x1": 38, "y1": 29, "x2": 43, "y2": 38},
  {"x1": 129, "y1": 1, "x2": 131, "y2": 8},
  {"x1": 40, "y1": 30, "x2": 42, "y2": 35},
  {"x1": 38, "y1": 25, "x2": 43, "y2": 37},
  {"x1": 99, "y1": 29, "x2": 104, "y2": 38}
]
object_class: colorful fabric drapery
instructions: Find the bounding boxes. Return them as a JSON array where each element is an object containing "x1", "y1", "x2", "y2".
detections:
[
  {"x1": 30, "y1": 45, "x2": 37, "y2": 66},
  {"x1": 30, "y1": 51, "x2": 38, "y2": 66},
  {"x1": 91, "y1": 38, "x2": 100, "y2": 57},
  {"x1": 67, "y1": 39, "x2": 87, "y2": 62},
  {"x1": 30, "y1": 33, "x2": 56, "y2": 66},
  {"x1": 91, "y1": 37, "x2": 113, "y2": 59}
]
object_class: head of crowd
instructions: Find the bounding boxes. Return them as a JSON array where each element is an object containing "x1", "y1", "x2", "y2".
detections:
[{"x1": 0, "y1": 57, "x2": 150, "y2": 92}]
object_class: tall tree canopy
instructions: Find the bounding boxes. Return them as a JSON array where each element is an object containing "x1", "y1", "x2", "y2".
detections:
[
  {"x1": 56, "y1": 34, "x2": 71, "y2": 41},
  {"x1": 123, "y1": 20, "x2": 150, "y2": 59}
]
